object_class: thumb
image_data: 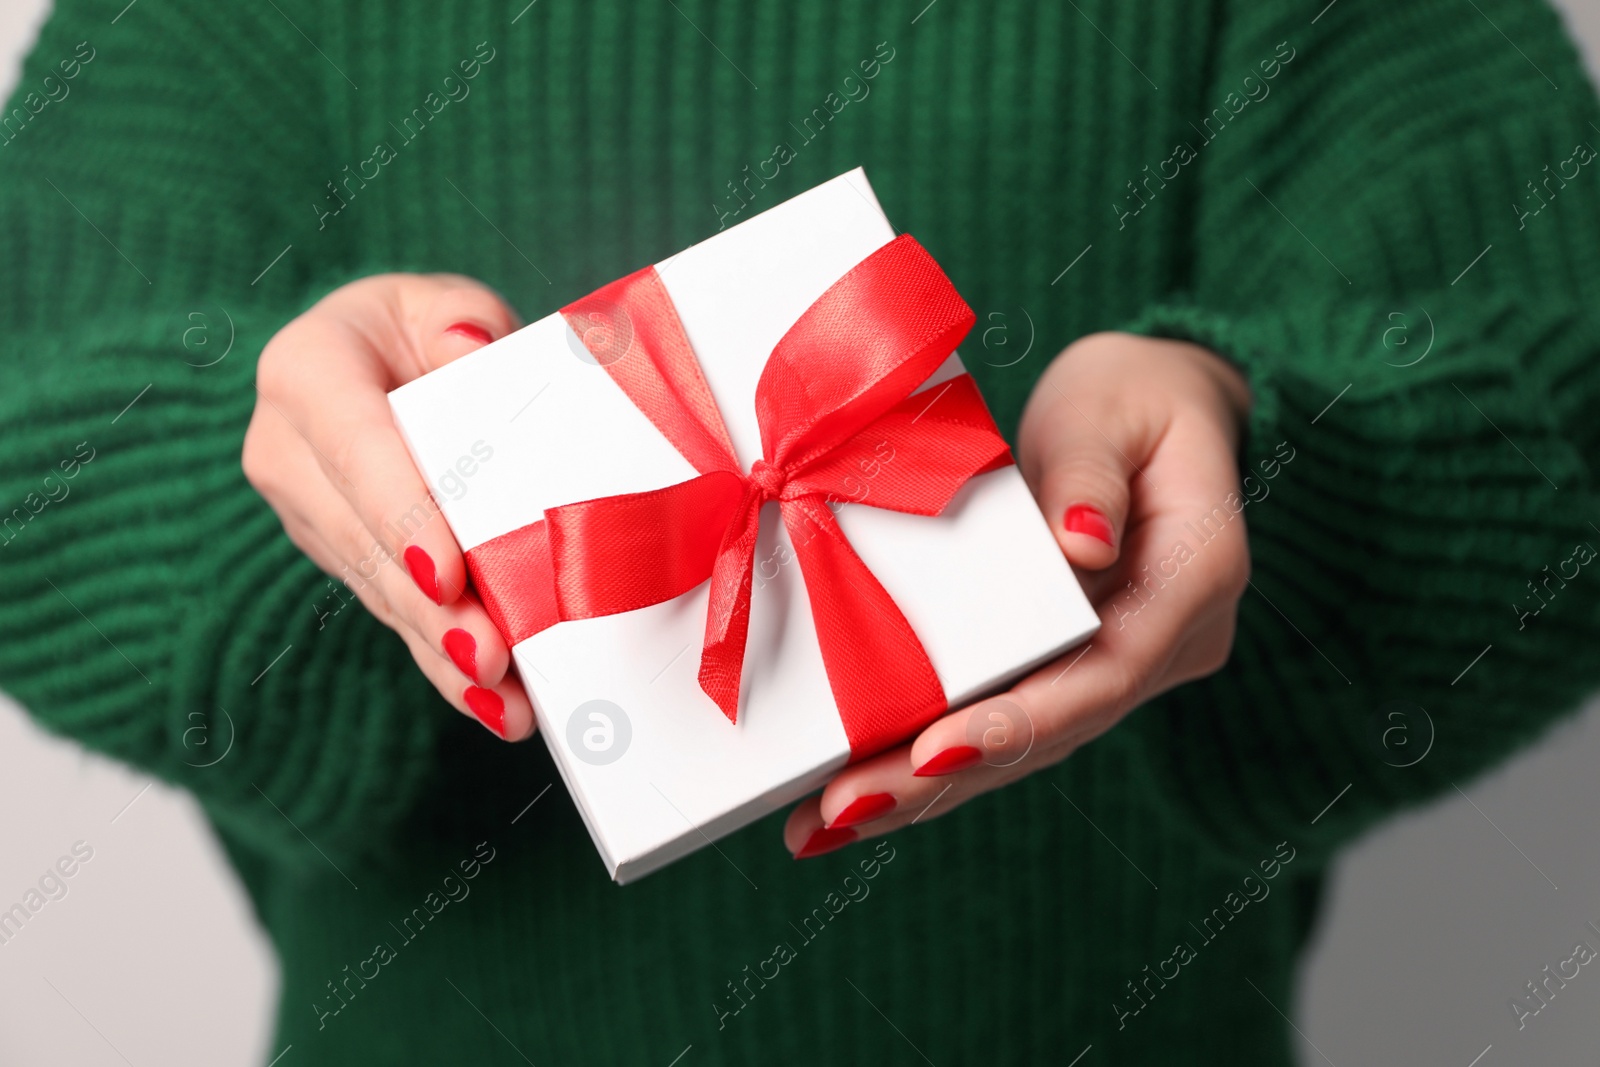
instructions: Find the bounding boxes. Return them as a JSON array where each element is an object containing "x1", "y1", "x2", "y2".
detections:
[
  {"x1": 1025, "y1": 403, "x2": 1136, "y2": 573},
  {"x1": 414, "y1": 274, "x2": 523, "y2": 370},
  {"x1": 377, "y1": 274, "x2": 521, "y2": 607}
]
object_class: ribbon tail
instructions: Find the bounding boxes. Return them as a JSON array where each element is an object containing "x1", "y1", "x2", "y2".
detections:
[
  {"x1": 697, "y1": 489, "x2": 764, "y2": 723},
  {"x1": 781, "y1": 497, "x2": 947, "y2": 757}
]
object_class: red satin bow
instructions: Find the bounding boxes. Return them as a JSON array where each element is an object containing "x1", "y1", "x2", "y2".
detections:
[{"x1": 464, "y1": 235, "x2": 1013, "y2": 757}]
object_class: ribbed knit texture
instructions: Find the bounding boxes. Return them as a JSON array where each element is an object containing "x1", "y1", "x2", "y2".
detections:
[{"x1": 2, "y1": 1, "x2": 1598, "y2": 1063}]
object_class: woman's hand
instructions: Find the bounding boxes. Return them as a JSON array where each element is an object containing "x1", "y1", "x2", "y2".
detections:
[
  {"x1": 784, "y1": 332, "x2": 1254, "y2": 857},
  {"x1": 244, "y1": 273, "x2": 537, "y2": 740}
]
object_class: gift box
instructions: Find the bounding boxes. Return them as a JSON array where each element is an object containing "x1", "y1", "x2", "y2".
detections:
[{"x1": 389, "y1": 168, "x2": 1099, "y2": 883}]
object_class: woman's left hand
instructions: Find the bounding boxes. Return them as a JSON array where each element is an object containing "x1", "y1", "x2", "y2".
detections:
[{"x1": 784, "y1": 332, "x2": 1254, "y2": 858}]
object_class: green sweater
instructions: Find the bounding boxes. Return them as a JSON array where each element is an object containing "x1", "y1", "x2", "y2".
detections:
[{"x1": 4, "y1": 0, "x2": 1599, "y2": 1062}]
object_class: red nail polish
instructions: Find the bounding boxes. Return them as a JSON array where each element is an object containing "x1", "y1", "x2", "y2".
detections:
[
  {"x1": 464, "y1": 686, "x2": 506, "y2": 738},
  {"x1": 404, "y1": 545, "x2": 442, "y2": 604},
  {"x1": 829, "y1": 792, "x2": 897, "y2": 829},
  {"x1": 1063, "y1": 503, "x2": 1114, "y2": 546},
  {"x1": 795, "y1": 825, "x2": 857, "y2": 859},
  {"x1": 444, "y1": 321, "x2": 494, "y2": 346},
  {"x1": 913, "y1": 745, "x2": 984, "y2": 777},
  {"x1": 443, "y1": 628, "x2": 478, "y2": 683}
]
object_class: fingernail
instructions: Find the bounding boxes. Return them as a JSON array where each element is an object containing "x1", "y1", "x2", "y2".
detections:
[
  {"x1": 913, "y1": 745, "x2": 984, "y2": 777},
  {"x1": 403, "y1": 545, "x2": 442, "y2": 604},
  {"x1": 828, "y1": 792, "x2": 897, "y2": 829},
  {"x1": 1063, "y1": 503, "x2": 1114, "y2": 546},
  {"x1": 444, "y1": 321, "x2": 494, "y2": 346},
  {"x1": 794, "y1": 825, "x2": 857, "y2": 859},
  {"x1": 464, "y1": 686, "x2": 506, "y2": 738},
  {"x1": 443, "y1": 628, "x2": 478, "y2": 683}
]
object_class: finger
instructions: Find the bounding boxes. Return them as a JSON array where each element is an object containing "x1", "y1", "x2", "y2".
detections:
[
  {"x1": 784, "y1": 731, "x2": 1033, "y2": 857},
  {"x1": 785, "y1": 795, "x2": 927, "y2": 857},
  {"x1": 389, "y1": 277, "x2": 523, "y2": 603},
  {"x1": 785, "y1": 742, "x2": 934, "y2": 857},
  {"x1": 437, "y1": 589, "x2": 514, "y2": 690},
  {"x1": 410, "y1": 275, "x2": 523, "y2": 374},
  {"x1": 828, "y1": 525, "x2": 1235, "y2": 848},
  {"x1": 248, "y1": 410, "x2": 399, "y2": 628},
  {"x1": 386, "y1": 280, "x2": 523, "y2": 604},
  {"x1": 422, "y1": 591, "x2": 515, "y2": 689},
  {"x1": 789, "y1": 698, "x2": 1030, "y2": 850},
  {"x1": 784, "y1": 671, "x2": 1110, "y2": 859},
  {"x1": 1020, "y1": 387, "x2": 1141, "y2": 573},
  {"x1": 279, "y1": 514, "x2": 360, "y2": 605},
  {"x1": 270, "y1": 419, "x2": 516, "y2": 689},
  {"x1": 785, "y1": 587, "x2": 1188, "y2": 860},
  {"x1": 261, "y1": 278, "x2": 518, "y2": 609},
  {"x1": 300, "y1": 505, "x2": 526, "y2": 728},
  {"x1": 396, "y1": 625, "x2": 536, "y2": 741},
  {"x1": 285, "y1": 368, "x2": 467, "y2": 608},
  {"x1": 787, "y1": 577, "x2": 1237, "y2": 860},
  {"x1": 783, "y1": 797, "x2": 835, "y2": 855},
  {"x1": 254, "y1": 424, "x2": 347, "y2": 580},
  {"x1": 327, "y1": 491, "x2": 514, "y2": 690}
]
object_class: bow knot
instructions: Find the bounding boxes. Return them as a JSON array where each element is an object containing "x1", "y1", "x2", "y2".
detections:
[
  {"x1": 466, "y1": 234, "x2": 1014, "y2": 759},
  {"x1": 747, "y1": 458, "x2": 788, "y2": 502}
]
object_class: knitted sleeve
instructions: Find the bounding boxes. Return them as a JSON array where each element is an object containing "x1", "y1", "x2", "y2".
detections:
[
  {"x1": 0, "y1": 1, "x2": 452, "y2": 872},
  {"x1": 1118, "y1": 0, "x2": 1600, "y2": 866}
]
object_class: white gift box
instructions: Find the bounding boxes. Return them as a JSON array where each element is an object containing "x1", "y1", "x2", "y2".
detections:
[{"x1": 389, "y1": 169, "x2": 1099, "y2": 883}]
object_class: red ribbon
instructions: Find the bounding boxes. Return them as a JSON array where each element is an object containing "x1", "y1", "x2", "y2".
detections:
[{"x1": 464, "y1": 235, "x2": 1012, "y2": 757}]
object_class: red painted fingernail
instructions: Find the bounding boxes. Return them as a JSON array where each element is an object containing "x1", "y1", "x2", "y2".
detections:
[
  {"x1": 828, "y1": 793, "x2": 897, "y2": 829},
  {"x1": 403, "y1": 545, "x2": 442, "y2": 604},
  {"x1": 464, "y1": 686, "x2": 506, "y2": 738},
  {"x1": 795, "y1": 825, "x2": 857, "y2": 859},
  {"x1": 444, "y1": 321, "x2": 494, "y2": 346},
  {"x1": 443, "y1": 628, "x2": 478, "y2": 683},
  {"x1": 1064, "y1": 503, "x2": 1114, "y2": 546},
  {"x1": 913, "y1": 745, "x2": 984, "y2": 777}
]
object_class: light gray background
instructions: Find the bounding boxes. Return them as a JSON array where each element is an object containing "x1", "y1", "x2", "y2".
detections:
[{"x1": 1, "y1": 3, "x2": 1597, "y2": 1064}]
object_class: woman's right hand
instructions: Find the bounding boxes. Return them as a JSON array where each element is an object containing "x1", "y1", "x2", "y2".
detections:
[{"x1": 243, "y1": 273, "x2": 537, "y2": 741}]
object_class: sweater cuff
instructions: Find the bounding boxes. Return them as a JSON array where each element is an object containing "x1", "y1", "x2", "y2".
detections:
[
  {"x1": 1107, "y1": 296, "x2": 1600, "y2": 867},
  {"x1": 1121, "y1": 302, "x2": 1282, "y2": 451}
]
